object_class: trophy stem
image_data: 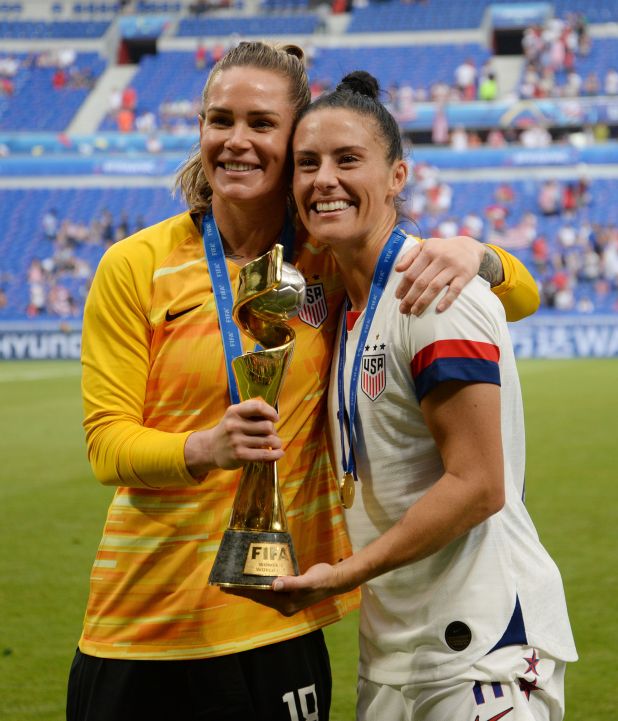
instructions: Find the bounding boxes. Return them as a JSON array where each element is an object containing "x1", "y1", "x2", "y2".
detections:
[{"x1": 229, "y1": 460, "x2": 286, "y2": 531}]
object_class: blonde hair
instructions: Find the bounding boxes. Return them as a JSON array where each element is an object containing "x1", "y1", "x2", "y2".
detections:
[{"x1": 175, "y1": 41, "x2": 310, "y2": 215}]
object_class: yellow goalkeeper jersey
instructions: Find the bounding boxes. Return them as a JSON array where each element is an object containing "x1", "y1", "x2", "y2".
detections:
[{"x1": 79, "y1": 211, "x2": 538, "y2": 659}]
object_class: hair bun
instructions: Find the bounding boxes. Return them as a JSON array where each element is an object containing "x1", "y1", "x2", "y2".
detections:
[
  {"x1": 337, "y1": 71, "x2": 380, "y2": 100},
  {"x1": 282, "y1": 44, "x2": 305, "y2": 62}
]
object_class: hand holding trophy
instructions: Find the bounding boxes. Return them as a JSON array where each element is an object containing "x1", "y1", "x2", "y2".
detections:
[{"x1": 209, "y1": 244, "x2": 306, "y2": 589}]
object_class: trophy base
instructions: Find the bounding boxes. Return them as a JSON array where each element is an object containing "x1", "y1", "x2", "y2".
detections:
[{"x1": 209, "y1": 529, "x2": 299, "y2": 589}]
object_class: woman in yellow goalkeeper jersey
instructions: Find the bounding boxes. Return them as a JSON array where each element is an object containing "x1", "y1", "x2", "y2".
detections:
[{"x1": 67, "y1": 41, "x2": 539, "y2": 721}]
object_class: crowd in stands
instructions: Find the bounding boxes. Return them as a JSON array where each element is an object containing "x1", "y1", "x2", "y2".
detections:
[
  {"x1": 402, "y1": 165, "x2": 618, "y2": 313},
  {"x1": 24, "y1": 207, "x2": 144, "y2": 319},
  {"x1": 0, "y1": 48, "x2": 97, "y2": 100},
  {"x1": 108, "y1": 84, "x2": 139, "y2": 131},
  {"x1": 2, "y1": 6, "x2": 618, "y2": 318},
  {"x1": 8, "y1": 169, "x2": 614, "y2": 321},
  {"x1": 518, "y1": 11, "x2": 606, "y2": 99}
]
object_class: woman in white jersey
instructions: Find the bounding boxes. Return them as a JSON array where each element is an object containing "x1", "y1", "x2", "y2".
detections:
[{"x1": 267, "y1": 71, "x2": 577, "y2": 721}]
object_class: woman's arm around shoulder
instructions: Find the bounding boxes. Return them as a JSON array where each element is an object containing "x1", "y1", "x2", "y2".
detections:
[{"x1": 395, "y1": 236, "x2": 540, "y2": 321}]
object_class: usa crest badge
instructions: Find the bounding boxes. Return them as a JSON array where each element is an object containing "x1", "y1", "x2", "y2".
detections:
[
  {"x1": 298, "y1": 283, "x2": 328, "y2": 328},
  {"x1": 361, "y1": 353, "x2": 386, "y2": 401}
]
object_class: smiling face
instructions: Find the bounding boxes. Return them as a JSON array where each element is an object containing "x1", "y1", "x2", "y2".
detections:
[
  {"x1": 199, "y1": 66, "x2": 295, "y2": 207},
  {"x1": 293, "y1": 108, "x2": 407, "y2": 250}
]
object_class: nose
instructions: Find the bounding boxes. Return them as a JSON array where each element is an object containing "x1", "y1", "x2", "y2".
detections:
[
  {"x1": 224, "y1": 122, "x2": 251, "y2": 151},
  {"x1": 313, "y1": 159, "x2": 338, "y2": 190}
]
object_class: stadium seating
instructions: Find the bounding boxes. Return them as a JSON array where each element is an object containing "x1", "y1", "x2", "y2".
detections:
[
  {"x1": 98, "y1": 44, "x2": 491, "y2": 132},
  {"x1": 1, "y1": 1, "x2": 618, "y2": 320},
  {"x1": 0, "y1": 20, "x2": 110, "y2": 37},
  {"x1": 309, "y1": 43, "x2": 491, "y2": 94},
  {"x1": 0, "y1": 187, "x2": 183, "y2": 320},
  {"x1": 1, "y1": 175, "x2": 617, "y2": 320},
  {"x1": 347, "y1": 0, "x2": 617, "y2": 32},
  {"x1": 175, "y1": 14, "x2": 320, "y2": 37},
  {"x1": 0, "y1": 53, "x2": 106, "y2": 131}
]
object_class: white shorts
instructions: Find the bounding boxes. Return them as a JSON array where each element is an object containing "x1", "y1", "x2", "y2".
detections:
[{"x1": 357, "y1": 646, "x2": 567, "y2": 721}]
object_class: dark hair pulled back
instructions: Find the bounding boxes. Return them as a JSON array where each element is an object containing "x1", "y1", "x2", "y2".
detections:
[{"x1": 299, "y1": 70, "x2": 403, "y2": 164}]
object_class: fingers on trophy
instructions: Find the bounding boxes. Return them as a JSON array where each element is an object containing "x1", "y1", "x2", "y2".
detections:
[{"x1": 209, "y1": 244, "x2": 306, "y2": 588}]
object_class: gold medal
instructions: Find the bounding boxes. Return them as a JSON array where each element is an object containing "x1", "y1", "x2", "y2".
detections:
[{"x1": 339, "y1": 472, "x2": 355, "y2": 509}]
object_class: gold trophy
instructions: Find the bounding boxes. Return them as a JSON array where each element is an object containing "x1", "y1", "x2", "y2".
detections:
[{"x1": 209, "y1": 244, "x2": 306, "y2": 588}]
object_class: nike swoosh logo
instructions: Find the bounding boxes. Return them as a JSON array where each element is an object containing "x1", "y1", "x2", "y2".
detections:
[
  {"x1": 474, "y1": 708, "x2": 514, "y2": 721},
  {"x1": 165, "y1": 304, "x2": 201, "y2": 322}
]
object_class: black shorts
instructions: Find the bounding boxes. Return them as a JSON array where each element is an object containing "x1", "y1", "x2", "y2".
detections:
[{"x1": 66, "y1": 629, "x2": 331, "y2": 721}]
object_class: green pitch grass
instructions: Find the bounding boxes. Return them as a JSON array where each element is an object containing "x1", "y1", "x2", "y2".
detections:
[{"x1": 0, "y1": 359, "x2": 616, "y2": 721}]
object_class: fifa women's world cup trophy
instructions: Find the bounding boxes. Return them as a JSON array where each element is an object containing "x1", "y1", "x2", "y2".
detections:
[{"x1": 209, "y1": 244, "x2": 306, "y2": 588}]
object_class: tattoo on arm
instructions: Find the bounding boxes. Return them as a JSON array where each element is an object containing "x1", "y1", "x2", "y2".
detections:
[{"x1": 478, "y1": 247, "x2": 505, "y2": 288}]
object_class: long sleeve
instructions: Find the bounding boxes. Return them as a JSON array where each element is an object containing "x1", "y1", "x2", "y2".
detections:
[
  {"x1": 488, "y1": 244, "x2": 540, "y2": 322},
  {"x1": 81, "y1": 241, "x2": 196, "y2": 489}
]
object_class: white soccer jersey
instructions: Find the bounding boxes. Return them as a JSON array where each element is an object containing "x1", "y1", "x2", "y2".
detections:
[{"x1": 328, "y1": 237, "x2": 577, "y2": 686}]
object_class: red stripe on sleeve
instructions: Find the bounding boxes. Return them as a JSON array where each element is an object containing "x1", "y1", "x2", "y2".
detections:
[{"x1": 411, "y1": 339, "x2": 500, "y2": 378}]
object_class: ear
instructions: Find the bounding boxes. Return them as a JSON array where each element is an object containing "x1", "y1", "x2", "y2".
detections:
[
  {"x1": 388, "y1": 159, "x2": 408, "y2": 198},
  {"x1": 198, "y1": 112, "x2": 205, "y2": 136}
]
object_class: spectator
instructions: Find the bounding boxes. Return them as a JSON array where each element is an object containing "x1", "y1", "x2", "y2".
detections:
[
  {"x1": 121, "y1": 85, "x2": 137, "y2": 111},
  {"x1": 582, "y1": 71, "x2": 600, "y2": 96},
  {"x1": 454, "y1": 57, "x2": 477, "y2": 100},
  {"x1": 484, "y1": 202, "x2": 508, "y2": 236},
  {"x1": 431, "y1": 102, "x2": 449, "y2": 145},
  {"x1": 593, "y1": 122, "x2": 610, "y2": 143},
  {"x1": 520, "y1": 123, "x2": 552, "y2": 148},
  {"x1": 478, "y1": 71, "x2": 498, "y2": 101},
  {"x1": 0, "y1": 76, "x2": 13, "y2": 96},
  {"x1": 426, "y1": 180, "x2": 452, "y2": 215},
  {"x1": 486, "y1": 128, "x2": 507, "y2": 147},
  {"x1": 538, "y1": 179, "x2": 562, "y2": 216},
  {"x1": 580, "y1": 247, "x2": 602, "y2": 282},
  {"x1": 108, "y1": 86, "x2": 122, "y2": 117},
  {"x1": 519, "y1": 63, "x2": 540, "y2": 99},
  {"x1": 575, "y1": 174, "x2": 592, "y2": 206},
  {"x1": 495, "y1": 182, "x2": 515, "y2": 205},
  {"x1": 0, "y1": 54, "x2": 20, "y2": 77},
  {"x1": 602, "y1": 233, "x2": 618, "y2": 285},
  {"x1": 549, "y1": 271, "x2": 575, "y2": 310},
  {"x1": 558, "y1": 222, "x2": 578, "y2": 250},
  {"x1": 146, "y1": 133, "x2": 163, "y2": 153},
  {"x1": 135, "y1": 111, "x2": 157, "y2": 133},
  {"x1": 211, "y1": 43, "x2": 225, "y2": 64},
  {"x1": 115, "y1": 212, "x2": 130, "y2": 242},
  {"x1": 437, "y1": 217, "x2": 458, "y2": 238},
  {"x1": 42, "y1": 208, "x2": 59, "y2": 241},
  {"x1": 532, "y1": 235, "x2": 550, "y2": 274},
  {"x1": 117, "y1": 107, "x2": 135, "y2": 132},
  {"x1": 52, "y1": 68, "x2": 67, "y2": 90},
  {"x1": 397, "y1": 82, "x2": 416, "y2": 122},
  {"x1": 48, "y1": 282, "x2": 75, "y2": 317},
  {"x1": 28, "y1": 282, "x2": 46, "y2": 317},
  {"x1": 449, "y1": 125, "x2": 468, "y2": 151},
  {"x1": 459, "y1": 213, "x2": 484, "y2": 240},
  {"x1": 563, "y1": 69, "x2": 582, "y2": 97},
  {"x1": 562, "y1": 184, "x2": 578, "y2": 216},
  {"x1": 604, "y1": 68, "x2": 618, "y2": 95},
  {"x1": 195, "y1": 41, "x2": 207, "y2": 70},
  {"x1": 100, "y1": 209, "x2": 115, "y2": 245}
]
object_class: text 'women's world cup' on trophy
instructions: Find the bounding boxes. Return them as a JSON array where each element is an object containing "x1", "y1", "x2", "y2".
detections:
[{"x1": 209, "y1": 244, "x2": 306, "y2": 589}]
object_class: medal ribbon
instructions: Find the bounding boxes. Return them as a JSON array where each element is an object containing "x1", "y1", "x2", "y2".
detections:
[
  {"x1": 337, "y1": 227, "x2": 407, "y2": 480},
  {"x1": 202, "y1": 210, "x2": 295, "y2": 405}
]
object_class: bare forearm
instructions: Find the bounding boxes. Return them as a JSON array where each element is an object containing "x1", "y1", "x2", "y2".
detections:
[
  {"x1": 479, "y1": 246, "x2": 505, "y2": 287},
  {"x1": 336, "y1": 469, "x2": 503, "y2": 590}
]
